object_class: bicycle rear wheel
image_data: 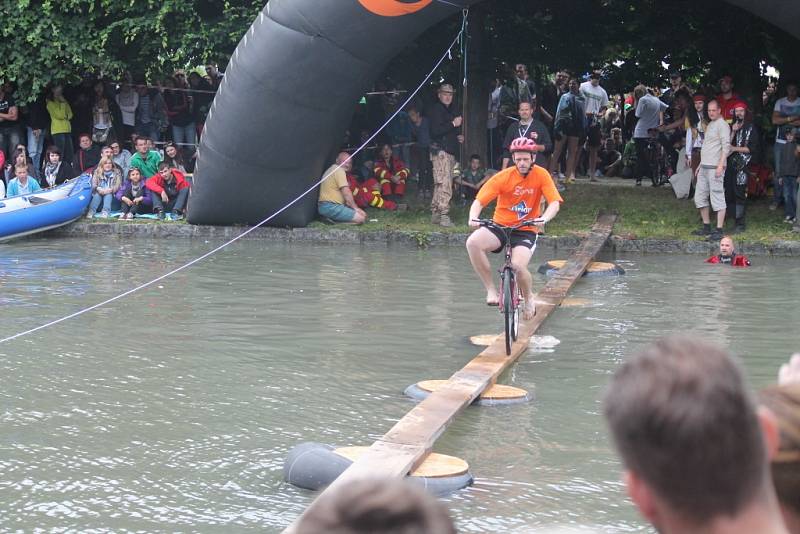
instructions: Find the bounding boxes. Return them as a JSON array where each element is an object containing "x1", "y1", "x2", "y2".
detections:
[{"x1": 502, "y1": 268, "x2": 516, "y2": 355}]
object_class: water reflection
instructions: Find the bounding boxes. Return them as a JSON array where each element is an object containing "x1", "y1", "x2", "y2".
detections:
[{"x1": 0, "y1": 239, "x2": 798, "y2": 532}]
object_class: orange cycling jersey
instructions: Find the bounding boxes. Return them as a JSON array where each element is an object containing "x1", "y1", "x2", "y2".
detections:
[{"x1": 475, "y1": 164, "x2": 563, "y2": 229}]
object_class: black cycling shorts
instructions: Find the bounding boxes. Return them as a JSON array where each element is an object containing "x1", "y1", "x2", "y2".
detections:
[{"x1": 488, "y1": 226, "x2": 538, "y2": 254}]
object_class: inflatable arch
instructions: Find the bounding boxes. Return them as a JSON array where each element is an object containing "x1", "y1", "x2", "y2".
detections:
[{"x1": 188, "y1": 0, "x2": 799, "y2": 227}]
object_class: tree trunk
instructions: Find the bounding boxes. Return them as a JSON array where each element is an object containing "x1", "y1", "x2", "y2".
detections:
[{"x1": 463, "y1": 5, "x2": 489, "y2": 168}]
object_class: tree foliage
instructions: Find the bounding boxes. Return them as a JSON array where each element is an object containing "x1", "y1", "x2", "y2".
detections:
[{"x1": 0, "y1": 0, "x2": 264, "y2": 102}]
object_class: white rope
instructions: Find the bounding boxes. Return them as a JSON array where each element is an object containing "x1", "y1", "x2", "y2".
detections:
[{"x1": 0, "y1": 13, "x2": 468, "y2": 346}]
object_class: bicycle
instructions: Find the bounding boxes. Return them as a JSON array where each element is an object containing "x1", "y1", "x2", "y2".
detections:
[
  {"x1": 473, "y1": 218, "x2": 541, "y2": 355},
  {"x1": 645, "y1": 130, "x2": 670, "y2": 187}
]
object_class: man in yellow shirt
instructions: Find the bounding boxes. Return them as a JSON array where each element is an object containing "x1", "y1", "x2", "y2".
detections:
[{"x1": 318, "y1": 152, "x2": 366, "y2": 224}]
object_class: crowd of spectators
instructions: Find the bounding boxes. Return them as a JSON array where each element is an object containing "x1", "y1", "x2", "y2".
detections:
[
  {"x1": 0, "y1": 67, "x2": 223, "y2": 217},
  {"x1": 319, "y1": 63, "x2": 800, "y2": 235}
]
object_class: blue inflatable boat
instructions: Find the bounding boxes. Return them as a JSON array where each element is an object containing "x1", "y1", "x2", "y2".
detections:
[{"x1": 0, "y1": 174, "x2": 92, "y2": 242}]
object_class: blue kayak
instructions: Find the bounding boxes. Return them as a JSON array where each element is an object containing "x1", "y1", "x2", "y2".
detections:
[{"x1": 0, "y1": 174, "x2": 92, "y2": 242}]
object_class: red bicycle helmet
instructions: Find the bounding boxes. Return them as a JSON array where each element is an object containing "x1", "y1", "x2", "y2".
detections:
[{"x1": 509, "y1": 136, "x2": 537, "y2": 154}]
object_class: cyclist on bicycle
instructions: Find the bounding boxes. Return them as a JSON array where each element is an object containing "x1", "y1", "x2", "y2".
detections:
[{"x1": 466, "y1": 137, "x2": 563, "y2": 319}]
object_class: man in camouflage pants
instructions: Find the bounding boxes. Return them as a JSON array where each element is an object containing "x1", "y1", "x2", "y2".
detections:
[{"x1": 427, "y1": 83, "x2": 463, "y2": 227}]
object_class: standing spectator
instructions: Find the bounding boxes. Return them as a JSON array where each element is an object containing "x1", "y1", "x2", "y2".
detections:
[
  {"x1": 660, "y1": 71, "x2": 689, "y2": 109},
  {"x1": 41, "y1": 146, "x2": 74, "y2": 187},
  {"x1": 205, "y1": 63, "x2": 224, "y2": 90},
  {"x1": 130, "y1": 136, "x2": 161, "y2": 178},
  {"x1": 428, "y1": 83, "x2": 462, "y2": 227},
  {"x1": 110, "y1": 140, "x2": 132, "y2": 179},
  {"x1": 165, "y1": 72, "x2": 196, "y2": 157},
  {"x1": 549, "y1": 76, "x2": 585, "y2": 184},
  {"x1": 146, "y1": 161, "x2": 190, "y2": 220},
  {"x1": 87, "y1": 157, "x2": 122, "y2": 218},
  {"x1": 716, "y1": 74, "x2": 745, "y2": 125},
  {"x1": 91, "y1": 80, "x2": 119, "y2": 145},
  {"x1": 685, "y1": 94, "x2": 708, "y2": 177},
  {"x1": 6, "y1": 163, "x2": 41, "y2": 197},
  {"x1": 540, "y1": 69, "x2": 568, "y2": 129},
  {"x1": 116, "y1": 79, "x2": 139, "y2": 149},
  {"x1": 657, "y1": 89, "x2": 692, "y2": 176},
  {"x1": 162, "y1": 142, "x2": 187, "y2": 173},
  {"x1": 408, "y1": 107, "x2": 432, "y2": 199},
  {"x1": 75, "y1": 133, "x2": 101, "y2": 175},
  {"x1": 501, "y1": 101, "x2": 551, "y2": 170},
  {"x1": 580, "y1": 71, "x2": 609, "y2": 181},
  {"x1": 725, "y1": 102, "x2": 760, "y2": 232},
  {"x1": 188, "y1": 70, "x2": 213, "y2": 145},
  {"x1": 513, "y1": 63, "x2": 536, "y2": 106},
  {"x1": 771, "y1": 81, "x2": 800, "y2": 210},
  {"x1": 693, "y1": 99, "x2": 731, "y2": 240},
  {"x1": 776, "y1": 128, "x2": 800, "y2": 224},
  {"x1": 0, "y1": 82, "x2": 21, "y2": 160},
  {"x1": 633, "y1": 84, "x2": 668, "y2": 186},
  {"x1": 116, "y1": 167, "x2": 151, "y2": 219},
  {"x1": 134, "y1": 85, "x2": 161, "y2": 142},
  {"x1": 46, "y1": 84, "x2": 74, "y2": 164},
  {"x1": 24, "y1": 92, "x2": 49, "y2": 180}
]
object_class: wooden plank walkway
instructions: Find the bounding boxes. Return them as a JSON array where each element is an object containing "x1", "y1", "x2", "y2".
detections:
[{"x1": 283, "y1": 213, "x2": 617, "y2": 533}]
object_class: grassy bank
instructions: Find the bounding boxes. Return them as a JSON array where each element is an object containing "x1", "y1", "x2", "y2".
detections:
[{"x1": 308, "y1": 180, "x2": 800, "y2": 243}]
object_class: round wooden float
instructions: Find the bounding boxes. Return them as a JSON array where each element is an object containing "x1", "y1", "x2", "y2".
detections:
[
  {"x1": 415, "y1": 379, "x2": 528, "y2": 401},
  {"x1": 334, "y1": 446, "x2": 469, "y2": 478}
]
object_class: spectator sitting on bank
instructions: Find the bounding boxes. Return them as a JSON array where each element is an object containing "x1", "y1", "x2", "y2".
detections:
[
  {"x1": 777, "y1": 127, "x2": 800, "y2": 224},
  {"x1": 162, "y1": 141, "x2": 187, "y2": 173},
  {"x1": 373, "y1": 143, "x2": 409, "y2": 201},
  {"x1": 130, "y1": 136, "x2": 161, "y2": 178},
  {"x1": 87, "y1": 157, "x2": 122, "y2": 219},
  {"x1": 455, "y1": 154, "x2": 494, "y2": 201},
  {"x1": 75, "y1": 133, "x2": 101, "y2": 175},
  {"x1": 41, "y1": 146, "x2": 75, "y2": 188},
  {"x1": 603, "y1": 336, "x2": 787, "y2": 534},
  {"x1": 116, "y1": 167, "x2": 152, "y2": 220},
  {"x1": 5, "y1": 148, "x2": 36, "y2": 185},
  {"x1": 7, "y1": 163, "x2": 42, "y2": 197},
  {"x1": 346, "y1": 169, "x2": 396, "y2": 211},
  {"x1": 295, "y1": 478, "x2": 456, "y2": 534},
  {"x1": 705, "y1": 235, "x2": 751, "y2": 266},
  {"x1": 146, "y1": 161, "x2": 190, "y2": 220},
  {"x1": 100, "y1": 144, "x2": 125, "y2": 176},
  {"x1": 502, "y1": 100, "x2": 552, "y2": 169},
  {"x1": 110, "y1": 140, "x2": 132, "y2": 178},
  {"x1": 598, "y1": 138, "x2": 622, "y2": 177},
  {"x1": 317, "y1": 152, "x2": 366, "y2": 225}
]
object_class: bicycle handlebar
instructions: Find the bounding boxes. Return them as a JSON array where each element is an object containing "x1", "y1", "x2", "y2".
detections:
[{"x1": 473, "y1": 218, "x2": 544, "y2": 230}]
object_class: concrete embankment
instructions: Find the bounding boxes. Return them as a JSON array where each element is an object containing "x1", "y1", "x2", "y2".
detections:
[{"x1": 50, "y1": 221, "x2": 800, "y2": 257}]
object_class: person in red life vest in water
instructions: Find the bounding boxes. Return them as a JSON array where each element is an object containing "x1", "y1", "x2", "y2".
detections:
[
  {"x1": 706, "y1": 235, "x2": 751, "y2": 266},
  {"x1": 373, "y1": 143, "x2": 409, "y2": 201},
  {"x1": 346, "y1": 172, "x2": 397, "y2": 211}
]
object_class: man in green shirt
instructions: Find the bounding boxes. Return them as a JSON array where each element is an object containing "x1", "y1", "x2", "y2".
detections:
[{"x1": 130, "y1": 136, "x2": 161, "y2": 177}]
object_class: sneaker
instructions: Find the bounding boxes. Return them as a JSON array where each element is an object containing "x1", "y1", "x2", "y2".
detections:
[
  {"x1": 692, "y1": 226, "x2": 711, "y2": 236},
  {"x1": 784, "y1": 215, "x2": 795, "y2": 223},
  {"x1": 156, "y1": 210, "x2": 165, "y2": 220},
  {"x1": 558, "y1": 172, "x2": 565, "y2": 179},
  {"x1": 100, "y1": 211, "x2": 109, "y2": 219},
  {"x1": 85, "y1": 212, "x2": 94, "y2": 219},
  {"x1": 439, "y1": 215, "x2": 454, "y2": 227},
  {"x1": 170, "y1": 211, "x2": 184, "y2": 221},
  {"x1": 595, "y1": 169, "x2": 602, "y2": 177},
  {"x1": 431, "y1": 213, "x2": 441, "y2": 225},
  {"x1": 564, "y1": 176, "x2": 575, "y2": 184},
  {"x1": 635, "y1": 180, "x2": 642, "y2": 186}
]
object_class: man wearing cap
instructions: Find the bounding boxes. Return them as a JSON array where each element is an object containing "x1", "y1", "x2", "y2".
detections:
[
  {"x1": 693, "y1": 99, "x2": 731, "y2": 241},
  {"x1": 580, "y1": 71, "x2": 609, "y2": 180},
  {"x1": 725, "y1": 101, "x2": 760, "y2": 233},
  {"x1": 428, "y1": 83, "x2": 463, "y2": 227},
  {"x1": 660, "y1": 72, "x2": 688, "y2": 109},
  {"x1": 717, "y1": 75, "x2": 746, "y2": 125}
]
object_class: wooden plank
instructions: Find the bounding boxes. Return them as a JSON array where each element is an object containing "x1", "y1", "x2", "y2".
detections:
[{"x1": 282, "y1": 213, "x2": 616, "y2": 533}]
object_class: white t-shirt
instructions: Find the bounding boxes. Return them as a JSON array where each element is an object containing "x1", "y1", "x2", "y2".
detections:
[
  {"x1": 580, "y1": 82, "x2": 609, "y2": 116},
  {"x1": 773, "y1": 96, "x2": 800, "y2": 143},
  {"x1": 634, "y1": 94, "x2": 668, "y2": 139}
]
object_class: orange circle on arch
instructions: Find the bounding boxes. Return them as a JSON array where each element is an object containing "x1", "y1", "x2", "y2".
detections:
[{"x1": 358, "y1": 0, "x2": 434, "y2": 17}]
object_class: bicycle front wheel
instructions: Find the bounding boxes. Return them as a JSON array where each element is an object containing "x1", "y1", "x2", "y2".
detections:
[{"x1": 502, "y1": 268, "x2": 516, "y2": 355}]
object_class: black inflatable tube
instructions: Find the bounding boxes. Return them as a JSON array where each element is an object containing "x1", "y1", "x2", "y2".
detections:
[
  {"x1": 404, "y1": 383, "x2": 531, "y2": 406},
  {"x1": 189, "y1": 0, "x2": 792, "y2": 228},
  {"x1": 283, "y1": 442, "x2": 473, "y2": 496}
]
